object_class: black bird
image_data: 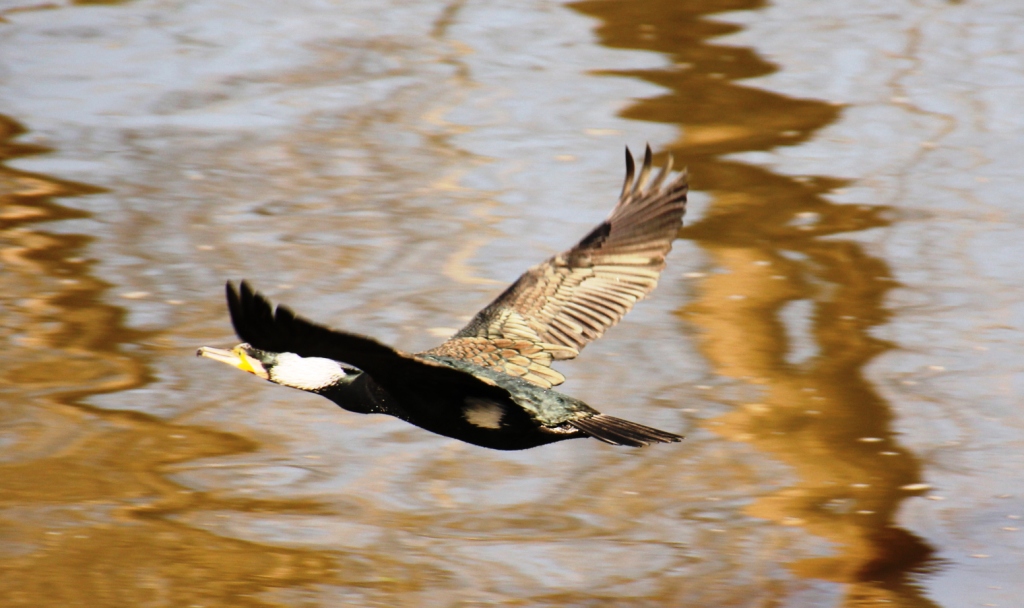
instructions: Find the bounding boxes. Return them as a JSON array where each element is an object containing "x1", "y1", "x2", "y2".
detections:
[{"x1": 198, "y1": 146, "x2": 688, "y2": 450}]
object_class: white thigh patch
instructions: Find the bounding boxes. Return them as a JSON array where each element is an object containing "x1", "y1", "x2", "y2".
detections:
[{"x1": 463, "y1": 398, "x2": 505, "y2": 429}]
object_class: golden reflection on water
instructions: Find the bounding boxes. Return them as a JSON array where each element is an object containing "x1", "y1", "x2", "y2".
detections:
[
  {"x1": 0, "y1": 0, "x2": 957, "y2": 603},
  {"x1": 0, "y1": 115, "x2": 345, "y2": 606},
  {"x1": 571, "y1": 1, "x2": 937, "y2": 605}
]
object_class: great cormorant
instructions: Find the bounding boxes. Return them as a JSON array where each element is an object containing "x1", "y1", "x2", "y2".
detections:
[{"x1": 199, "y1": 146, "x2": 688, "y2": 450}]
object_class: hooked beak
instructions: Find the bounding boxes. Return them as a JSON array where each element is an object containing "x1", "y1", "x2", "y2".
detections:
[{"x1": 196, "y1": 345, "x2": 269, "y2": 379}]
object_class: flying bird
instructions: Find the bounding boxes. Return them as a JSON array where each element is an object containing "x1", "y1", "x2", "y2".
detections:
[{"x1": 199, "y1": 145, "x2": 688, "y2": 450}]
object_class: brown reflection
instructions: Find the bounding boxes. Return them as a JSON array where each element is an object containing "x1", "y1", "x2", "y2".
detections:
[
  {"x1": 0, "y1": 115, "x2": 344, "y2": 606},
  {"x1": 571, "y1": 1, "x2": 937, "y2": 605}
]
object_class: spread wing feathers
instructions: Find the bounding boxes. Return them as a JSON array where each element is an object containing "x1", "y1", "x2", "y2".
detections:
[
  {"x1": 420, "y1": 336, "x2": 569, "y2": 389},
  {"x1": 226, "y1": 281, "x2": 506, "y2": 396},
  {"x1": 568, "y1": 414, "x2": 683, "y2": 447},
  {"x1": 428, "y1": 145, "x2": 688, "y2": 386}
]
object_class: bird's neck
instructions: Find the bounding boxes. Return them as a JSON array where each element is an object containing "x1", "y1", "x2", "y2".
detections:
[{"x1": 314, "y1": 371, "x2": 404, "y2": 417}]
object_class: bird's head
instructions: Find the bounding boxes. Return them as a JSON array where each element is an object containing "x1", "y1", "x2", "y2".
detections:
[{"x1": 197, "y1": 343, "x2": 354, "y2": 392}]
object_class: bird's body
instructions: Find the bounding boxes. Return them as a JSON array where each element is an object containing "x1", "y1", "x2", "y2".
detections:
[{"x1": 199, "y1": 146, "x2": 688, "y2": 450}]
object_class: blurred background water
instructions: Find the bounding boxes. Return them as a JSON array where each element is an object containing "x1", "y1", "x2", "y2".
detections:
[{"x1": 1, "y1": 0, "x2": 1022, "y2": 606}]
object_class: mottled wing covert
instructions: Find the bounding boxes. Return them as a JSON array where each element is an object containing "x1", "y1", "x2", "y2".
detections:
[{"x1": 426, "y1": 145, "x2": 688, "y2": 387}]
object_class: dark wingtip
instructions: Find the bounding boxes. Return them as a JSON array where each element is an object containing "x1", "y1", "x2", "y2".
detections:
[
  {"x1": 226, "y1": 279, "x2": 310, "y2": 355},
  {"x1": 225, "y1": 279, "x2": 276, "y2": 350},
  {"x1": 629, "y1": 143, "x2": 655, "y2": 196},
  {"x1": 226, "y1": 280, "x2": 239, "y2": 306},
  {"x1": 621, "y1": 146, "x2": 636, "y2": 199},
  {"x1": 225, "y1": 280, "x2": 242, "y2": 336}
]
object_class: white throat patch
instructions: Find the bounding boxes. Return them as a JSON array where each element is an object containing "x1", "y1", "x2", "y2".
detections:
[
  {"x1": 267, "y1": 353, "x2": 347, "y2": 391},
  {"x1": 463, "y1": 397, "x2": 505, "y2": 429}
]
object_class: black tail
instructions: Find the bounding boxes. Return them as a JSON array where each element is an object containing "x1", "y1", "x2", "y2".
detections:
[{"x1": 569, "y1": 414, "x2": 683, "y2": 447}]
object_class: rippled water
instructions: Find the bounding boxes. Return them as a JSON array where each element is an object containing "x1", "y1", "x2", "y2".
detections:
[{"x1": 1, "y1": 0, "x2": 1022, "y2": 606}]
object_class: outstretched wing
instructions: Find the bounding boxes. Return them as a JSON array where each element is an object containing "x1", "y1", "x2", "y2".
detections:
[
  {"x1": 226, "y1": 281, "x2": 508, "y2": 399},
  {"x1": 425, "y1": 145, "x2": 688, "y2": 388}
]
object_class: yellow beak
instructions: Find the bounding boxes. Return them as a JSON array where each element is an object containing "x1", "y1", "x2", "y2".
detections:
[{"x1": 196, "y1": 345, "x2": 269, "y2": 379}]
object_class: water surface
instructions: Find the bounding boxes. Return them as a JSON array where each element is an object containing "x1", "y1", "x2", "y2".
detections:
[{"x1": 1, "y1": 0, "x2": 1022, "y2": 606}]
